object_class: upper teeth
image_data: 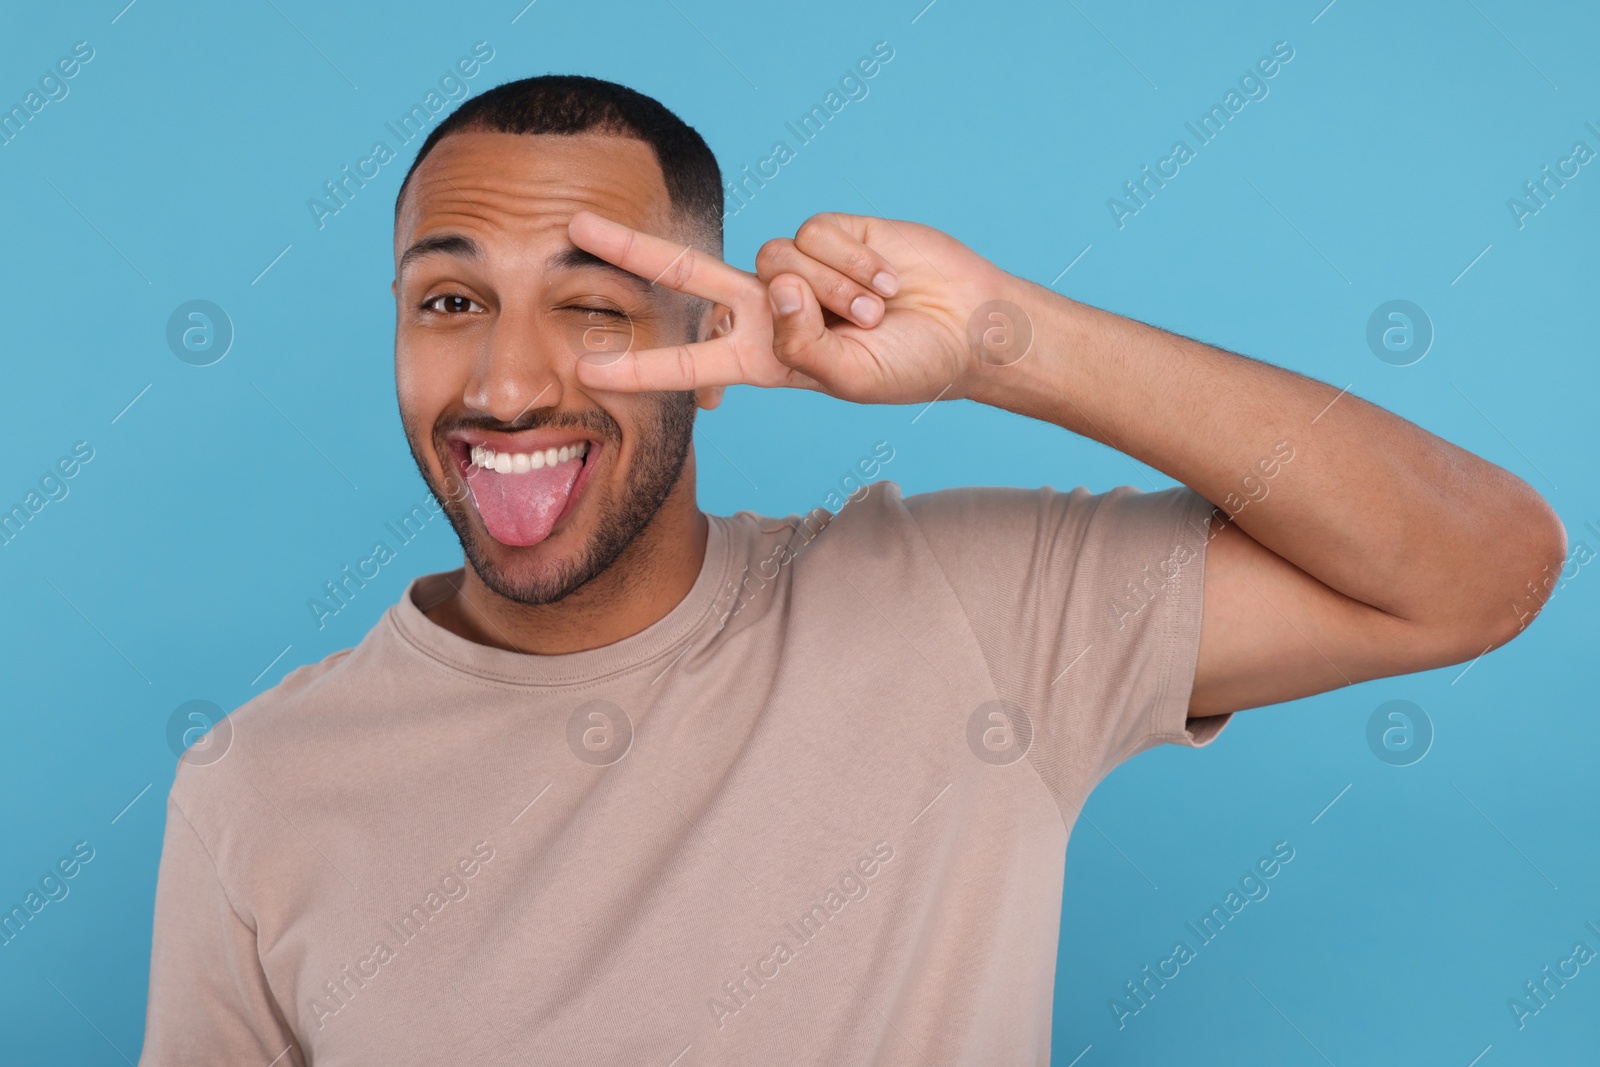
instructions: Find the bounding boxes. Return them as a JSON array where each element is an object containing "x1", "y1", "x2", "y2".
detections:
[{"x1": 470, "y1": 441, "x2": 590, "y2": 473}]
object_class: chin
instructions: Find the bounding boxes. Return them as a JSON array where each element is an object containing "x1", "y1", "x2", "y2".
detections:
[{"x1": 463, "y1": 530, "x2": 601, "y2": 606}]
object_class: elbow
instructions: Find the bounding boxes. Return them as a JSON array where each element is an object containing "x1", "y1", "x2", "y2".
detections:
[
  {"x1": 1369, "y1": 472, "x2": 1567, "y2": 676},
  {"x1": 1451, "y1": 486, "x2": 1569, "y2": 657}
]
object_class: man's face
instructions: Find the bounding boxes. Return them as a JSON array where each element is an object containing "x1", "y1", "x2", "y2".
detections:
[{"x1": 393, "y1": 129, "x2": 716, "y2": 606}]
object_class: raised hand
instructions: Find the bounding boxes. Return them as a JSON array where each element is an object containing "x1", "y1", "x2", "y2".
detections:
[{"x1": 565, "y1": 209, "x2": 1027, "y2": 406}]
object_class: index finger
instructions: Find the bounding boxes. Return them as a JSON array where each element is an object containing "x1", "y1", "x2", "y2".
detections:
[{"x1": 567, "y1": 210, "x2": 755, "y2": 307}]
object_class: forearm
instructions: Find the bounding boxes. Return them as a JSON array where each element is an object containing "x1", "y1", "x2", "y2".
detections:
[{"x1": 964, "y1": 276, "x2": 1566, "y2": 634}]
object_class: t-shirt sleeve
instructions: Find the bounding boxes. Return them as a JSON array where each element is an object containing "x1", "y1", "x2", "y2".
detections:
[
  {"x1": 139, "y1": 793, "x2": 304, "y2": 1066},
  {"x1": 902, "y1": 482, "x2": 1233, "y2": 820}
]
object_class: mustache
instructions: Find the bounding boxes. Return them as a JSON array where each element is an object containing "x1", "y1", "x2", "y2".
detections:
[{"x1": 436, "y1": 407, "x2": 621, "y2": 442}]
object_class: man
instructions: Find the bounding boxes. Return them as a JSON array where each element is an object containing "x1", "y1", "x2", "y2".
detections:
[{"x1": 139, "y1": 74, "x2": 1563, "y2": 1065}]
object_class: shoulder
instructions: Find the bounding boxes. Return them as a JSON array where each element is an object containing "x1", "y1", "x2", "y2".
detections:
[
  {"x1": 731, "y1": 479, "x2": 1175, "y2": 571},
  {"x1": 167, "y1": 626, "x2": 379, "y2": 830},
  {"x1": 898, "y1": 480, "x2": 1212, "y2": 562},
  {"x1": 749, "y1": 479, "x2": 1073, "y2": 539},
  {"x1": 718, "y1": 480, "x2": 1122, "y2": 606}
]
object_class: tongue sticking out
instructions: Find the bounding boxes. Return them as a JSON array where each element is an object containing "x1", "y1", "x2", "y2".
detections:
[{"x1": 467, "y1": 455, "x2": 585, "y2": 547}]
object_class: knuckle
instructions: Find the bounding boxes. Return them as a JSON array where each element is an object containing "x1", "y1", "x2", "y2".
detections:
[
  {"x1": 754, "y1": 237, "x2": 791, "y2": 273},
  {"x1": 845, "y1": 247, "x2": 876, "y2": 280},
  {"x1": 796, "y1": 215, "x2": 830, "y2": 244},
  {"x1": 828, "y1": 274, "x2": 860, "y2": 307}
]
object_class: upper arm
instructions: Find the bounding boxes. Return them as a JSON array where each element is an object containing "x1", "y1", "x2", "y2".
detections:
[
  {"x1": 1190, "y1": 515, "x2": 1482, "y2": 717},
  {"x1": 141, "y1": 796, "x2": 303, "y2": 1065}
]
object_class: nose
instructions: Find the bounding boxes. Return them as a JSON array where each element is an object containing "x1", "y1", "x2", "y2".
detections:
[{"x1": 463, "y1": 302, "x2": 566, "y2": 427}]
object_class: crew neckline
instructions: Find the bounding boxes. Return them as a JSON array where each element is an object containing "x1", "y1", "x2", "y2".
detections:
[{"x1": 386, "y1": 512, "x2": 735, "y2": 688}]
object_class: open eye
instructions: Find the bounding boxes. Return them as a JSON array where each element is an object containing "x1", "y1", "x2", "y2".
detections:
[{"x1": 421, "y1": 293, "x2": 485, "y2": 314}]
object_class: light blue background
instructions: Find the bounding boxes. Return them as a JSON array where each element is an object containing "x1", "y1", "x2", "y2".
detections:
[{"x1": 2, "y1": 0, "x2": 1596, "y2": 1062}]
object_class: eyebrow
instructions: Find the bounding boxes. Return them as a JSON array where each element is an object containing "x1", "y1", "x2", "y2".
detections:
[
  {"x1": 398, "y1": 232, "x2": 483, "y2": 277},
  {"x1": 544, "y1": 246, "x2": 654, "y2": 294},
  {"x1": 398, "y1": 231, "x2": 655, "y2": 296}
]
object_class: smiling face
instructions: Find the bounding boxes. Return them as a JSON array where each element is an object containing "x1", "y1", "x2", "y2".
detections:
[{"x1": 393, "y1": 128, "x2": 720, "y2": 607}]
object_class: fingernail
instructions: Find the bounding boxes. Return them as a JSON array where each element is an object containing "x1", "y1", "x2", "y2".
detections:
[
  {"x1": 851, "y1": 294, "x2": 881, "y2": 325},
  {"x1": 771, "y1": 283, "x2": 802, "y2": 315},
  {"x1": 871, "y1": 271, "x2": 899, "y2": 297}
]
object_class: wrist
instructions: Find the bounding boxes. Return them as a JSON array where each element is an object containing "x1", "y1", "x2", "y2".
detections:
[{"x1": 959, "y1": 273, "x2": 1087, "y2": 415}]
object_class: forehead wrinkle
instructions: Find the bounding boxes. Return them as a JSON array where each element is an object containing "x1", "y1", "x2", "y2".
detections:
[
  {"x1": 408, "y1": 136, "x2": 667, "y2": 211},
  {"x1": 395, "y1": 130, "x2": 674, "y2": 250},
  {"x1": 417, "y1": 178, "x2": 642, "y2": 218},
  {"x1": 405, "y1": 163, "x2": 669, "y2": 242}
]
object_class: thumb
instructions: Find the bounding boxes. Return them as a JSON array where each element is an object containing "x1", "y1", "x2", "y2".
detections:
[{"x1": 767, "y1": 273, "x2": 843, "y2": 382}]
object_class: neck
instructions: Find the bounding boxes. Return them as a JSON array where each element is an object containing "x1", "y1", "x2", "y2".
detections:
[{"x1": 426, "y1": 478, "x2": 709, "y2": 656}]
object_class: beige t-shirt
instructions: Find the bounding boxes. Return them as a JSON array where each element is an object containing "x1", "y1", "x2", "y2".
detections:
[{"x1": 139, "y1": 479, "x2": 1230, "y2": 1066}]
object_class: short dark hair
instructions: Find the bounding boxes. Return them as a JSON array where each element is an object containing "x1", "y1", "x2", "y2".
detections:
[{"x1": 394, "y1": 74, "x2": 724, "y2": 255}]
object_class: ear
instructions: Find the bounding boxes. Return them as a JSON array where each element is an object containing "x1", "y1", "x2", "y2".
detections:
[
  {"x1": 703, "y1": 300, "x2": 733, "y2": 341},
  {"x1": 696, "y1": 384, "x2": 726, "y2": 410},
  {"x1": 693, "y1": 300, "x2": 733, "y2": 411},
  {"x1": 391, "y1": 278, "x2": 398, "y2": 298}
]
